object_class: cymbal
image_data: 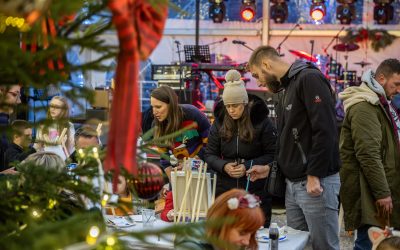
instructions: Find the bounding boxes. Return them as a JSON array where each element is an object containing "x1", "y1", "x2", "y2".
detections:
[
  {"x1": 288, "y1": 49, "x2": 317, "y2": 62},
  {"x1": 333, "y1": 43, "x2": 359, "y2": 52},
  {"x1": 354, "y1": 61, "x2": 371, "y2": 67}
]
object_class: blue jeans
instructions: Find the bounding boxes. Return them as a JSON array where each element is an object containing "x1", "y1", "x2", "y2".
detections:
[
  {"x1": 285, "y1": 173, "x2": 340, "y2": 250},
  {"x1": 354, "y1": 225, "x2": 372, "y2": 250}
]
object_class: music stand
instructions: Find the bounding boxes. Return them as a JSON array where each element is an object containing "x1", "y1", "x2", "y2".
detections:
[{"x1": 184, "y1": 45, "x2": 211, "y2": 63}]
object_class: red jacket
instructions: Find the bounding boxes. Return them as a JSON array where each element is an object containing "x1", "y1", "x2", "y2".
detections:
[{"x1": 160, "y1": 191, "x2": 174, "y2": 222}]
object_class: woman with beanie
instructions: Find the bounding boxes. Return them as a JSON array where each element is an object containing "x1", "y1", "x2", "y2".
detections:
[{"x1": 204, "y1": 70, "x2": 276, "y2": 227}]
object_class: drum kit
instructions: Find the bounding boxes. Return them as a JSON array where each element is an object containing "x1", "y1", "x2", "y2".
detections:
[{"x1": 289, "y1": 43, "x2": 371, "y2": 89}]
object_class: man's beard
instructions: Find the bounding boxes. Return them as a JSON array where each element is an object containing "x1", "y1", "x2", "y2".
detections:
[{"x1": 262, "y1": 70, "x2": 282, "y2": 93}]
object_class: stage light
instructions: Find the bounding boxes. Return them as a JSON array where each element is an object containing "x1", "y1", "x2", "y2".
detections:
[
  {"x1": 373, "y1": 1, "x2": 394, "y2": 24},
  {"x1": 336, "y1": 3, "x2": 356, "y2": 24},
  {"x1": 241, "y1": 0, "x2": 256, "y2": 22},
  {"x1": 310, "y1": 0, "x2": 326, "y2": 22},
  {"x1": 209, "y1": 0, "x2": 226, "y2": 23},
  {"x1": 270, "y1": 2, "x2": 288, "y2": 23}
]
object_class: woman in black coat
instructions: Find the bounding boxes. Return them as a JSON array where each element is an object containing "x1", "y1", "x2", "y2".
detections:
[{"x1": 205, "y1": 70, "x2": 276, "y2": 227}]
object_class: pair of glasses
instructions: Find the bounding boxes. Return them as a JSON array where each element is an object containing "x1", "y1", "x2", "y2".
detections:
[{"x1": 49, "y1": 104, "x2": 64, "y2": 109}]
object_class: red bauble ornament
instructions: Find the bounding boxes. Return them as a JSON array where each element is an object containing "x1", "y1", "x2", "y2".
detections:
[{"x1": 133, "y1": 162, "x2": 164, "y2": 200}]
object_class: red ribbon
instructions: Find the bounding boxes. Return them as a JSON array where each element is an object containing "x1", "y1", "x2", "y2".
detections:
[{"x1": 105, "y1": 0, "x2": 168, "y2": 186}]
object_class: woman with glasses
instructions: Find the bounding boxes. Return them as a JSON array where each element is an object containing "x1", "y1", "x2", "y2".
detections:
[{"x1": 34, "y1": 96, "x2": 75, "y2": 160}]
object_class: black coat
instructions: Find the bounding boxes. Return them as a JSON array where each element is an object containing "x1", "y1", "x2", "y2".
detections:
[
  {"x1": 276, "y1": 60, "x2": 340, "y2": 182},
  {"x1": 204, "y1": 94, "x2": 277, "y2": 195},
  {"x1": 4, "y1": 143, "x2": 36, "y2": 169}
]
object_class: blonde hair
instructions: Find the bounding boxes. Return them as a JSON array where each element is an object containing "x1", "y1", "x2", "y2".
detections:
[{"x1": 22, "y1": 152, "x2": 65, "y2": 172}]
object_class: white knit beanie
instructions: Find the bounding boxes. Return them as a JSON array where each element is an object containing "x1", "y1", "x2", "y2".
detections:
[{"x1": 222, "y1": 70, "x2": 248, "y2": 105}]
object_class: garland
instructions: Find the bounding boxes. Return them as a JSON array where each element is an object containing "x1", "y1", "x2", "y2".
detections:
[{"x1": 340, "y1": 27, "x2": 396, "y2": 52}]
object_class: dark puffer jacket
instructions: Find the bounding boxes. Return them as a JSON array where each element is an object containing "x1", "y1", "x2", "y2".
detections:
[{"x1": 204, "y1": 94, "x2": 277, "y2": 195}]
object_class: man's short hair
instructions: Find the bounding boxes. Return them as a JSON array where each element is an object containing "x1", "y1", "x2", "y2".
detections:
[
  {"x1": 11, "y1": 120, "x2": 31, "y2": 137},
  {"x1": 376, "y1": 59, "x2": 400, "y2": 79},
  {"x1": 248, "y1": 45, "x2": 280, "y2": 68},
  {"x1": 74, "y1": 125, "x2": 98, "y2": 143}
]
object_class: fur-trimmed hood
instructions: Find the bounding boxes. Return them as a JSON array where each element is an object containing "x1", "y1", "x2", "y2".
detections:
[{"x1": 213, "y1": 94, "x2": 270, "y2": 126}]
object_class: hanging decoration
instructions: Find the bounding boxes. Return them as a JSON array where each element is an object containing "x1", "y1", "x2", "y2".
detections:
[
  {"x1": 133, "y1": 162, "x2": 164, "y2": 200},
  {"x1": 104, "y1": 0, "x2": 168, "y2": 189},
  {"x1": 340, "y1": 27, "x2": 396, "y2": 52}
]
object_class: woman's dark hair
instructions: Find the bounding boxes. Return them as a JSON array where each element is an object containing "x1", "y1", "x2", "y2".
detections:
[
  {"x1": 220, "y1": 101, "x2": 254, "y2": 143},
  {"x1": 151, "y1": 86, "x2": 183, "y2": 145}
]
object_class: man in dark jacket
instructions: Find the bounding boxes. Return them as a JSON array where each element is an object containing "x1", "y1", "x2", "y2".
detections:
[
  {"x1": 0, "y1": 84, "x2": 22, "y2": 172},
  {"x1": 246, "y1": 46, "x2": 340, "y2": 250},
  {"x1": 4, "y1": 120, "x2": 36, "y2": 170}
]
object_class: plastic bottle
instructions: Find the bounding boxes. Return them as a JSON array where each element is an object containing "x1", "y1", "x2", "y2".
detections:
[{"x1": 269, "y1": 222, "x2": 279, "y2": 250}]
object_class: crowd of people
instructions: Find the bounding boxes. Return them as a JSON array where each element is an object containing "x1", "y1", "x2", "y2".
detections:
[{"x1": 1, "y1": 45, "x2": 399, "y2": 250}]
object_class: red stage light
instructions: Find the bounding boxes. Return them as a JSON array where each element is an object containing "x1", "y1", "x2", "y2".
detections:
[
  {"x1": 241, "y1": 8, "x2": 255, "y2": 21},
  {"x1": 310, "y1": 4, "x2": 326, "y2": 21},
  {"x1": 240, "y1": 0, "x2": 256, "y2": 22}
]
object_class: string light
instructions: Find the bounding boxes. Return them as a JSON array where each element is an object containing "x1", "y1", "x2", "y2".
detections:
[
  {"x1": 78, "y1": 148, "x2": 84, "y2": 158},
  {"x1": 0, "y1": 15, "x2": 30, "y2": 33},
  {"x1": 101, "y1": 194, "x2": 109, "y2": 207},
  {"x1": 86, "y1": 226, "x2": 100, "y2": 245},
  {"x1": 89, "y1": 226, "x2": 100, "y2": 238},
  {"x1": 32, "y1": 209, "x2": 41, "y2": 218},
  {"x1": 48, "y1": 199, "x2": 58, "y2": 209},
  {"x1": 92, "y1": 147, "x2": 99, "y2": 159},
  {"x1": 106, "y1": 236, "x2": 116, "y2": 246}
]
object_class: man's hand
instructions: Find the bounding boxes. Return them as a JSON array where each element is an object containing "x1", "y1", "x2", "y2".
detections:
[
  {"x1": 246, "y1": 165, "x2": 270, "y2": 182},
  {"x1": 376, "y1": 196, "x2": 393, "y2": 215},
  {"x1": 306, "y1": 175, "x2": 323, "y2": 196}
]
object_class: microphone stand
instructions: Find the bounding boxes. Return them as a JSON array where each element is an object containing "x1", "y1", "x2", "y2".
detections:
[
  {"x1": 323, "y1": 27, "x2": 345, "y2": 56},
  {"x1": 309, "y1": 40, "x2": 314, "y2": 62},
  {"x1": 323, "y1": 27, "x2": 344, "y2": 98},
  {"x1": 237, "y1": 43, "x2": 254, "y2": 51},
  {"x1": 175, "y1": 42, "x2": 187, "y2": 102},
  {"x1": 276, "y1": 23, "x2": 300, "y2": 56},
  {"x1": 205, "y1": 39, "x2": 227, "y2": 46}
]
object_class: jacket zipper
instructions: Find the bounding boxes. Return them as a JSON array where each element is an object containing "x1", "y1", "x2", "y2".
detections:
[
  {"x1": 236, "y1": 128, "x2": 239, "y2": 188},
  {"x1": 292, "y1": 128, "x2": 307, "y2": 165}
]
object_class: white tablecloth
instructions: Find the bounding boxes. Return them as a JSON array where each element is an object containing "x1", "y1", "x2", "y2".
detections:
[
  {"x1": 105, "y1": 215, "x2": 174, "y2": 249},
  {"x1": 106, "y1": 215, "x2": 309, "y2": 250},
  {"x1": 257, "y1": 227, "x2": 310, "y2": 250}
]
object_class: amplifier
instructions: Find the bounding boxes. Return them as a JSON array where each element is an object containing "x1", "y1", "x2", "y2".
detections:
[{"x1": 152, "y1": 64, "x2": 191, "y2": 81}]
